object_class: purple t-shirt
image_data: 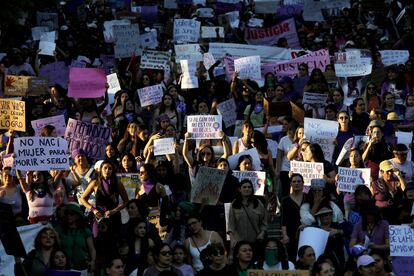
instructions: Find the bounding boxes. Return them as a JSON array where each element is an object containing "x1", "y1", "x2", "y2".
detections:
[{"x1": 351, "y1": 219, "x2": 389, "y2": 245}]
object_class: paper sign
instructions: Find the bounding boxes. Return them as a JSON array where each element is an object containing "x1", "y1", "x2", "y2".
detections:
[
  {"x1": 290, "y1": 161, "x2": 324, "y2": 186},
  {"x1": 334, "y1": 63, "x2": 372, "y2": 77},
  {"x1": 31, "y1": 115, "x2": 66, "y2": 137},
  {"x1": 68, "y1": 68, "x2": 106, "y2": 98},
  {"x1": 137, "y1": 84, "x2": 164, "y2": 107},
  {"x1": 0, "y1": 99, "x2": 26, "y2": 131},
  {"x1": 216, "y1": 98, "x2": 237, "y2": 127},
  {"x1": 379, "y1": 50, "x2": 410, "y2": 66},
  {"x1": 39, "y1": 61, "x2": 69, "y2": 88},
  {"x1": 392, "y1": 256, "x2": 414, "y2": 276},
  {"x1": 254, "y1": 0, "x2": 279, "y2": 13},
  {"x1": 106, "y1": 73, "x2": 121, "y2": 103},
  {"x1": 140, "y1": 50, "x2": 171, "y2": 70},
  {"x1": 153, "y1": 138, "x2": 175, "y2": 156},
  {"x1": 116, "y1": 173, "x2": 140, "y2": 200},
  {"x1": 40, "y1": 31, "x2": 57, "y2": 42},
  {"x1": 232, "y1": 170, "x2": 266, "y2": 195},
  {"x1": 228, "y1": 148, "x2": 262, "y2": 171},
  {"x1": 191, "y1": 167, "x2": 227, "y2": 205},
  {"x1": 247, "y1": 270, "x2": 308, "y2": 276},
  {"x1": 297, "y1": 227, "x2": 330, "y2": 259},
  {"x1": 31, "y1": 26, "x2": 49, "y2": 41},
  {"x1": 36, "y1": 12, "x2": 58, "y2": 30},
  {"x1": 113, "y1": 24, "x2": 141, "y2": 58},
  {"x1": 39, "y1": 41, "x2": 56, "y2": 56},
  {"x1": 174, "y1": 19, "x2": 201, "y2": 44},
  {"x1": 255, "y1": 125, "x2": 283, "y2": 134},
  {"x1": 140, "y1": 31, "x2": 158, "y2": 50},
  {"x1": 180, "y1": 60, "x2": 199, "y2": 89},
  {"x1": 5, "y1": 75, "x2": 49, "y2": 96},
  {"x1": 304, "y1": 118, "x2": 338, "y2": 162},
  {"x1": 174, "y1": 44, "x2": 203, "y2": 61},
  {"x1": 337, "y1": 167, "x2": 371, "y2": 192},
  {"x1": 14, "y1": 137, "x2": 69, "y2": 171},
  {"x1": 234, "y1": 56, "x2": 261, "y2": 80},
  {"x1": 302, "y1": 92, "x2": 328, "y2": 105},
  {"x1": 203, "y1": 53, "x2": 216, "y2": 70},
  {"x1": 64, "y1": 118, "x2": 112, "y2": 160},
  {"x1": 187, "y1": 115, "x2": 222, "y2": 139},
  {"x1": 389, "y1": 225, "x2": 414, "y2": 257},
  {"x1": 164, "y1": 0, "x2": 178, "y2": 9},
  {"x1": 103, "y1": 19, "x2": 131, "y2": 43},
  {"x1": 201, "y1": 26, "x2": 224, "y2": 38}
]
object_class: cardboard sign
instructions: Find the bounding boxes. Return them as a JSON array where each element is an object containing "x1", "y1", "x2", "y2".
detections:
[
  {"x1": 0, "y1": 99, "x2": 26, "y2": 131},
  {"x1": 5, "y1": 75, "x2": 49, "y2": 96},
  {"x1": 64, "y1": 118, "x2": 112, "y2": 160},
  {"x1": 153, "y1": 138, "x2": 175, "y2": 156},
  {"x1": 116, "y1": 173, "x2": 140, "y2": 200},
  {"x1": 297, "y1": 227, "x2": 330, "y2": 259},
  {"x1": 234, "y1": 56, "x2": 262, "y2": 80},
  {"x1": 173, "y1": 19, "x2": 201, "y2": 44},
  {"x1": 39, "y1": 41, "x2": 56, "y2": 56},
  {"x1": 247, "y1": 270, "x2": 309, "y2": 276},
  {"x1": 39, "y1": 61, "x2": 69, "y2": 88},
  {"x1": 180, "y1": 60, "x2": 199, "y2": 89},
  {"x1": 191, "y1": 166, "x2": 227, "y2": 205},
  {"x1": 140, "y1": 50, "x2": 171, "y2": 69},
  {"x1": 113, "y1": 24, "x2": 141, "y2": 58},
  {"x1": 174, "y1": 44, "x2": 203, "y2": 61},
  {"x1": 187, "y1": 115, "x2": 222, "y2": 139},
  {"x1": 216, "y1": 98, "x2": 237, "y2": 127},
  {"x1": 31, "y1": 115, "x2": 66, "y2": 137},
  {"x1": 390, "y1": 225, "x2": 414, "y2": 257},
  {"x1": 302, "y1": 92, "x2": 328, "y2": 105},
  {"x1": 232, "y1": 170, "x2": 266, "y2": 195},
  {"x1": 14, "y1": 137, "x2": 69, "y2": 171},
  {"x1": 68, "y1": 68, "x2": 106, "y2": 98},
  {"x1": 137, "y1": 84, "x2": 164, "y2": 107},
  {"x1": 290, "y1": 161, "x2": 324, "y2": 186},
  {"x1": 337, "y1": 167, "x2": 371, "y2": 193},
  {"x1": 304, "y1": 118, "x2": 338, "y2": 162}
]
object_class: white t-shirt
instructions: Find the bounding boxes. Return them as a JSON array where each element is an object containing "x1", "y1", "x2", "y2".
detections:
[
  {"x1": 263, "y1": 261, "x2": 295, "y2": 270},
  {"x1": 389, "y1": 159, "x2": 414, "y2": 185},
  {"x1": 278, "y1": 135, "x2": 293, "y2": 171}
]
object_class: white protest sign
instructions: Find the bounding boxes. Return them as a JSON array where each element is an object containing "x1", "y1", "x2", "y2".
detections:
[
  {"x1": 396, "y1": 131, "x2": 413, "y2": 161},
  {"x1": 113, "y1": 24, "x2": 141, "y2": 58},
  {"x1": 31, "y1": 115, "x2": 66, "y2": 137},
  {"x1": 233, "y1": 170, "x2": 266, "y2": 195},
  {"x1": 38, "y1": 41, "x2": 56, "y2": 56},
  {"x1": 297, "y1": 227, "x2": 330, "y2": 260},
  {"x1": 180, "y1": 59, "x2": 199, "y2": 89},
  {"x1": 116, "y1": 173, "x2": 140, "y2": 200},
  {"x1": 255, "y1": 125, "x2": 284, "y2": 134},
  {"x1": 141, "y1": 50, "x2": 171, "y2": 70},
  {"x1": 40, "y1": 31, "x2": 57, "y2": 42},
  {"x1": 267, "y1": 139, "x2": 278, "y2": 159},
  {"x1": 389, "y1": 225, "x2": 414, "y2": 257},
  {"x1": 14, "y1": 137, "x2": 69, "y2": 171},
  {"x1": 201, "y1": 26, "x2": 224, "y2": 38},
  {"x1": 228, "y1": 148, "x2": 262, "y2": 171},
  {"x1": 290, "y1": 161, "x2": 324, "y2": 186},
  {"x1": 154, "y1": 138, "x2": 175, "y2": 156},
  {"x1": 197, "y1": 8, "x2": 214, "y2": 18},
  {"x1": 379, "y1": 50, "x2": 410, "y2": 66},
  {"x1": 31, "y1": 26, "x2": 49, "y2": 41},
  {"x1": 303, "y1": 0, "x2": 324, "y2": 21},
  {"x1": 304, "y1": 118, "x2": 338, "y2": 162},
  {"x1": 137, "y1": 84, "x2": 164, "y2": 107},
  {"x1": 254, "y1": 0, "x2": 279, "y2": 14},
  {"x1": 106, "y1": 73, "x2": 122, "y2": 103},
  {"x1": 103, "y1": 19, "x2": 131, "y2": 43},
  {"x1": 187, "y1": 115, "x2": 222, "y2": 139},
  {"x1": 140, "y1": 31, "x2": 158, "y2": 50},
  {"x1": 191, "y1": 166, "x2": 227, "y2": 205},
  {"x1": 173, "y1": 19, "x2": 201, "y2": 44},
  {"x1": 36, "y1": 12, "x2": 59, "y2": 30},
  {"x1": 216, "y1": 98, "x2": 237, "y2": 127},
  {"x1": 302, "y1": 92, "x2": 328, "y2": 105},
  {"x1": 174, "y1": 44, "x2": 203, "y2": 61},
  {"x1": 337, "y1": 167, "x2": 371, "y2": 193},
  {"x1": 223, "y1": 11, "x2": 240, "y2": 29},
  {"x1": 203, "y1": 53, "x2": 216, "y2": 70},
  {"x1": 334, "y1": 63, "x2": 372, "y2": 77},
  {"x1": 234, "y1": 56, "x2": 261, "y2": 80}
]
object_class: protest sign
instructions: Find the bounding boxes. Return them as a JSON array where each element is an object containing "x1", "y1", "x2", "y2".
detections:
[
  {"x1": 304, "y1": 118, "x2": 338, "y2": 162},
  {"x1": 302, "y1": 92, "x2": 328, "y2": 105},
  {"x1": 5, "y1": 75, "x2": 47, "y2": 97},
  {"x1": 255, "y1": 125, "x2": 283, "y2": 134},
  {"x1": 39, "y1": 41, "x2": 56, "y2": 56},
  {"x1": 234, "y1": 56, "x2": 261, "y2": 80},
  {"x1": 173, "y1": 19, "x2": 201, "y2": 44},
  {"x1": 216, "y1": 98, "x2": 237, "y2": 127},
  {"x1": 253, "y1": 0, "x2": 279, "y2": 14},
  {"x1": 191, "y1": 167, "x2": 227, "y2": 205},
  {"x1": 197, "y1": 8, "x2": 214, "y2": 18},
  {"x1": 337, "y1": 167, "x2": 371, "y2": 193},
  {"x1": 106, "y1": 73, "x2": 122, "y2": 103},
  {"x1": 39, "y1": 61, "x2": 69, "y2": 88},
  {"x1": 0, "y1": 99, "x2": 26, "y2": 131},
  {"x1": 31, "y1": 26, "x2": 49, "y2": 40},
  {"x1": 233, "y1": 170, "x2": 266, "y2": 195},
  {"x1": 201, "y1": 26, "x2": 224, "y2": 38},
  {"x1": 116, "y1": 173, "x2": 140, "y2": 200},
  {"x1": 389, "y1": 225, "x2": 414, "y2": 257},
  {"x1": 290, "y1": 161, "x2": 324, "y2": 186},
  {"x1": 228, "y1": 148, "x2": 262, "y2": 171},
  {"x1": 137, "y1": 84, "x2": 164, "y2": 107},
  {"x1": 31, "y1": 115, "x2": 66, "y2": 137},
  {"x1": 1, "y1": 154, "x2": 14, "y2": 169},
  {"x1": 140, "y1": 50, "x2": 171, "y2": 69},
  {"x1": 103, "y1": 19, "x2": 131, "y2": 43},
  {"x1": 392, "y1": 256, "x2": 414, "y2": 276},
  {"x1": 379, "y1": 50, "x2": 410, "y2": 66},
  {"x1": 247, "y1": 270, "x2": 309, "y2": 276},
  {"x1": 140, "y1": 30, "x2": 158, "y2": 50},
  {"x1": 180, "y1": 60, "x2": 199, "y2": 89},
  {"x1": 203, "y1": 53, "x2": 216, "y2": 70},
  {"x1": 335, "y1": 135, "x2": 369, "y2": 166},
  {"x1": 14, "y1": 137, "x2": 69, "y2": 171},
  {"x1": 113, "y1": 24, "x2": 141, "y2": 58},
  {"x1": 297, "y1": 227, "x2": 330, "y2": 259},
  {"x1": 65, "y1": 118, "x2": 112, "y2": 160},
  {"x1": 153, "y1": 138, "x2": 176, "y2": 156},
  {"x1": 187, "y1": 115, "x2": 222, "y2": 139},
  {"x1": 245, "y1": 18, "x2": 300, "y2": 48},
  {"x1": 334, "y1": 63, "x2": 372, "y2": 77},
  {"x1": 68, "y1": 68, "x2": 106, "y2": 98},
  {"x1": 174, "y1": 44, "x2": 203, "y2": 61},
  {"x1": 40, "y1": 31, "x2": 57, "y2": 42},
  {"x1": 36, "y1": 12, "x2": 59, "y2": 30},
  {"x1": 164, "y1": 0, "x2": 178, "y2": 9}
]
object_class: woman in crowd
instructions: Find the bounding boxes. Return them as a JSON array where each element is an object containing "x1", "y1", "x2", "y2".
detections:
[
  {"x1": 153, "y1": 93, "x2": 182, "y2": 133},
  {"x1": 119, "y1": 152, "x2": 138, "y2": 173},
  {"x1": 295, "y1": 245, "x2": 316, "y2": 270},
  {"x1": 381, "y1": 66, "x2": 408, "y2": 104},
  {"x1": 260, "y1": 238, "x2": 295, "y2": 270},
  {"x1": 117, "y1": 122, "x2": 148, "y2": 157},
  {"x1": 244, "y1": 90, "x2": 267, "y2": 128},
  {"x1": 197, "y1": 243, "x2": 229, "y2": 275},
  {"x1": 381, "y1": 92, "x2": 406, "y2": 119},
  {"x1": 330, "y1": 88, "x2": 350, "y2": 113},
  {"x1": 286, "y1": 125, "x2": 305, "y2": 161},
  {"x1": 228, "y1": 241, "x2": 257, "y2": 275},
  {"x1": 0, "y1": 167, "x2": 23, "y2": 216},
  {"x1": 362, "y1": 82, "x2": 381, "y2": 111},
  {"x1": 104, "y1": 256, "x2": 125, "y2": 276},
  {"x1": 233, "y1": 120, "x2": 253, "y2": 154},
  {"x1": 303, "y1": 68, "x2": 329, "y2": 94},
  {"x1": 333, "y1": 111, "x2": 355, "y2": 161},
  {"x1": 350, "y1": 98, "x2": 370, "y2": 135}
]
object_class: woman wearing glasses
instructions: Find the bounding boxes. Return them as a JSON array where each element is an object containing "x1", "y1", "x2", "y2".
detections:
[
  {"x1": 333, "y1": 111, "x2": 356, "y2": 161},
  {"x1": 197, "y1": 243, "x2": 229, "y2": 275},
  {"x1": 143, "y1": 243, "x2": 183, "y2": 275},
  {"x1": 350, "y1": 98, "x2": 370, "y2": 135},
  {"x1": 362, "y1": 82, "x2": 381, "y2": 111}
]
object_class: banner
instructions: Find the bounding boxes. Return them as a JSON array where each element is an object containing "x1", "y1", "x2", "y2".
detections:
[
  {"x1": 390, "y1": 225, "x2": 414, "y2": 257},
  {"x1": 153, "y1": 138, "x2": 175, "y2": 156},
  {"x1": 234, "y1": 56, "x2": 261, "y2": 80},
  {"x1": 290, "y1": 161, "x2": 324, "y2": 186},
  {"x1": 180, "y1": 60, "x2": 199, "y2": 89},
  {"x1": 14, "y1": 137, "x2": 69, "y2": 171},
  {"x1": 39, "y1": 61, "x2": 69, "y2": 88},
  {"x1": 245, "y1": 18, "x2": 300, "y2": 48},
  {"x1": 228, "y1": 148, "x2": 262, "y2": 171},
  {"x1": 173, "y1": 19, "x2": 201, "y2": 44},
  {"x1": 68, "y1": 68, "x2": 106, "y2": 98},
  {"x1": 31, "y1": 115, "x2": 66, "y2": 137},
  {"x1": 113, "y1": 24, "x2": 141, "y2": 58},
  {"x1": 247, "y1": 270, "x2": 309, "y2": 276},
  {"x1": 0, "y1": 99, "x2": 26, "y2": 131},
  {"x1": 297, "y1": 227, "x2": 329, "y2": 259},
  {"x1": 116, "y1": 173, "x2": 140, "y2": 200},
  {"x1": 5, "y1": 75, "x2": 49, "y2": 96},
  {"x1": 379, "y1": 50, "x2": 410, "y2": 66},
  {"x1": 140, "y1": 50, "x2": 171, "y2": 70},
  {"x1": 302, "y1": 92, "x2": 328, "y2": 105},
  {"x1": 191, "y1": 166, "x2": 227, "y2": 205},
  {"x1": 304, "y1": 118, "x2": 338, "y2": 162},
  {"x1": 201, "y1": 26, "x2": 225, "y2": 38},
  {"x1": 174, "y1": 44, "x2": 203, "y2": 61},
  {"x1": 64, "y1": 118, "x2": 112, "y2": 160},
  {"x1": 337, "y1": 167, "x2": 371, "y2": 193},
  {"x1": 137, "y1": 84, "x2": 164, "y2": 107},
  {"x1": 187, "y1": 115, "x2": 222, "y2": 139},
  {"x1": 216, "y1": 98, "x2": 237, "y2": 127},
  {"x1": 232, "y1": 170, "x2": 266, "y2": 195}
]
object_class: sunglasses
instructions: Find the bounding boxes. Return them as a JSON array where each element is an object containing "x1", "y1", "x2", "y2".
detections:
[
  {"x1": 339, "y1": 116, "x2": 349, "y2": 120},
  {"x1": 160, "y1": 251, "x2": 172, "y2": 256},
  {"x1": 212, "y1": 250, "x2": 225, "y2": 257},
  {"x1": 139, "y1": 171, "x2": 146, "y2": 175}
]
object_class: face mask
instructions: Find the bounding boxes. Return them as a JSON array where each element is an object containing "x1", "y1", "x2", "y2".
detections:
[{"x1": 265, "y1": 248, "x2": 278, "y2": 266}]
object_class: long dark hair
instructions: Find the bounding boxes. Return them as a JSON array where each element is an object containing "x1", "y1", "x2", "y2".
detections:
[
  {"x1": 361, "y1": 202, "x2": 382, "y2": 231},
  {"x1": 96, "y1": 161, "x2": 119, "y2": 195},
  {"x1": 264, "y1": 238, "x2": 289, "y2": 269},
  {"x1": 252, "y1": 130, "x2": 268, "y2": 155},
  {"x1": 127, "y1": 219, "x2": 151, "y2": 262},
  {"x1": 307, "y1": 187, "x2": 331, "y2": 210},
  {"x1": 232, "y1": 241, "x2": 254, "y2": 267},
  {"x1": 28, "y1": 171, "x2": 53, "y2": 201},
  {"x1": 307, "y1": 143, "x2": 326, "y2": 162},
  {"x1": 232, "y1": 179, "x2": 259, "y2": 209}
]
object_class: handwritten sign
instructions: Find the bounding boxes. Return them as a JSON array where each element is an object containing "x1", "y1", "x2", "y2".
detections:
[
  {"x1": 233, "y1": 170, "x2": 266, "y2": 195},
  {"x1": 302, "y1": 92, "x2": 328, "y2": 105},
  {"x1": 68, "y1": 68, "x2": 106, "y2": 98},
  {"x1": 106, "y1": 73, "x2": 122, "y2": 103},
  {"x1": 14, "y1": 137, "x2": 69, "y2": 171},
  {"x1": 216, "y1": 98, "x2": 237, "y2": 127},
  {"x1": 153, "y1": 138, "x2": 175, "y2": 156},
  {"x1": 334, "y1": 63, "x2": 372, "y2": 77},
  {"x1": 31, "y1": 26, "x2": 49, "y2": 41},
  {"x1": 0, "y1": 99, "x2": 26, "y2": 131},
  {"x1": 180, "y1": 59, "x2": 199, "y2": 89},
  {"x1": 390, "y1": 225, "x2": 414, "y2": 257},
  {"x1": 140, "y1": 50, "x2": 171, "y2": 70},
  {"x1": 113, "y1": 24, "x2": 141, "y2": 58},
  {"x1": 187, "y1": 115, "x2": 222, "y2": 139},
  {"x1": 39, "y1": 61, "x2": 69, "y2": 88},
  {"x1": 31, "y1": 115, "x2": 66, "y2": 137},
  {"x1": 174, "y1": 44, "x2": 203, "y2": 61},
  {"x1": 379, "y1": 50, "x2": 410, "y2": 66},
  {"x1": 234, "y1": 56, "x2": 261, "y2": 80},
  {"x1": 116, "y1": 173, "x2": 140, "y2": 200},
  {"x1": 248, "y1": 270, "x2": 309, "y2": 276},
  {"x1": 173, "y1": 19, "x2": 201, "y2": 43},
  {"x1": 137, "y1": 84, "x2": 164, "y2": 107},
  {"x1": 103, "y1": 19, "x2": 131, "y2": 43},
  {"x1": 65, "y1": 118, "x2": 112, "y2": 160},
  {"x1": 304, "y1": 118, "x2": 338, "y2": 162},
  {"x1": 36, "y1": 12, "x2": 59, "y2": 30},
  {"x1": 39, "y1": 41, "x2": 56, "y2": 56},
  {"x1": 290, "y1": 161, "x2": 324, "y2": 186},
  {"x1": 201, "y1": 26, "x2": 224, "y2": 38},
  {"x1": 337, "y1": 167, "x2": 371, "y2": 193},
  {"x1": 191, "y1": 167, "x2": 227, "y2": 205},
  {"x1": 5, "y1": 75, "x2": 49, "y2": 96},
  {"x1": 298, "y1": 227, "x2": 330, "y2": 259}
]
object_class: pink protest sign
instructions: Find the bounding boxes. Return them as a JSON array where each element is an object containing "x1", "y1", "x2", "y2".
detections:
[{"x1": 68, "y1": 68, "x2": 106, "y2": 98}]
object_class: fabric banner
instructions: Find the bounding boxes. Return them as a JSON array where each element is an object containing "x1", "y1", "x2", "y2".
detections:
[
  {"x1": 68, "y1": 68, "x2": 106, "y2": 98},
  {"x1": 337, "y1": 167, "x2": 371, "y2": 193},
  {"x1": 245, "y1": 18, "x2": 300, "y2": 48},
  {"x1": 137, "y1": 84, "x2": 164, "y2": 107},
  {"x1": 390, "y1": 225, "x2": 414, "y2": 257},
  {"x1": 0, "y1": 99, "x2": 26, "y2": 131},
  {"x1": 232, "y1": 170, "x2": 266, "y2": 195},
  {"x1": 113, "y1": 24, "x2": 141, "y2": 58},
  {"x1": 216, "y1": 98, "x2": 237, "y2": 127},
  {"x1": 304, "y1": 118, "x2": 338, "y2": 162},
  {"x1": 5, "y1": 75, "x2": 49, "y2": 96},
  {"x1": 379, "y1": 50, "x2": 410, "y2": 66},
  {"x1": 116, "y1": 173, "x2": 140, "y2": 200},
  {"x1": 173, "y1": 19, "x2": 201, "y2": 44},
  {"x1": 234, "y1": 56, "x2": 261, "y2": 80},
  {"x1": 290, "y1": 161, "x2": 324, "y2": 186},
  {"x1": 31, "y1": 115, "x2": 66, "y2": 137},
  {"x1": 39, "y1": 61, "x2": 69, "y2": 88},
  {"x1": 140, "y1": 50, "x2": 171, "y2": 70},
  {"x1": 191, "y1": 166, "x2": 227, "y2": 205},
  {"x1": 64, "y1": 118, "x2": 112, "y2": 160},
  {"x1": 14, "y1": 137, "x2": 69, "y2": 171},
  {"x1": 153, "y1": 138, "x2": 175, "y2": 156},
  {"x1": 187, "y1": 115, "x2": 222, "y2": 139}
]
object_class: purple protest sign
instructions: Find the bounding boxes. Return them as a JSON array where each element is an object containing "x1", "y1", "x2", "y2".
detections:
[
  {"x1": 39, "y1": 61, "x2": 69, "y2": 89},
  {"x1": 392, "y1": 257, "x2": 414, "y2": 276},
  {"x1": 68, "y1": 68, "x2": 106, "y2": 98}
]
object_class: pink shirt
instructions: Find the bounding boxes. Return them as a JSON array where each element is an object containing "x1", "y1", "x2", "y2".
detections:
[{"x1": 26, "y1": 191, "x2": 54, "y2": 218}]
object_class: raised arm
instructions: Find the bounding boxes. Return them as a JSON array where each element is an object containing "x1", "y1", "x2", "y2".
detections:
[{"x1": 182, "y1": 132, "x2": 194, "y2": 168}]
